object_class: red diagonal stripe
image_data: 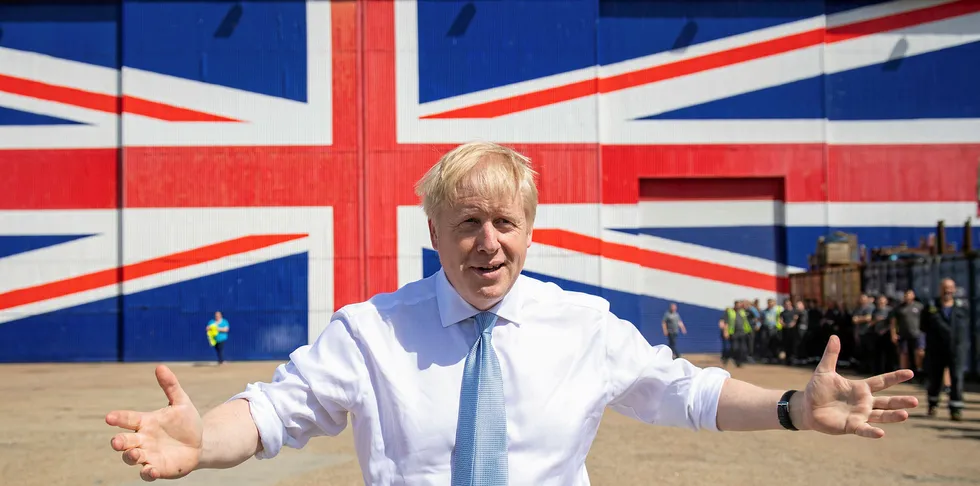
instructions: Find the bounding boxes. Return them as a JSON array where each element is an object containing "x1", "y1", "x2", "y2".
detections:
[
  {"x1": 423, "y1": 0, "x2": 979, "y2": 119},
  {"x1": 0, "y1": 234, "x2": 305, "y2": 311},
  {"x1": 0, "y1": 73, "x2": 240, "y2": 122},
  {"x1": 533, "y1": 229, "x2": 789, "y2": 294}
]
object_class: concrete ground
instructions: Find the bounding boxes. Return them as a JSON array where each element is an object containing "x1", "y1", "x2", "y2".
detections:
[{"x1": 2, "y1": 354, "x2": 978, "y2": 486}]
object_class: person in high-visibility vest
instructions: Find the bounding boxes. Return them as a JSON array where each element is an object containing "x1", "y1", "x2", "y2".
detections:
[
  {"x1": 206, "y1": 311, "x2": 230, "y2": 365},
  {"x1": 763, "y1": 299, "x2": 785, "y2": 364},
  {"x1": 719, "y1": 300, "x2": 751, "y2": 368}
]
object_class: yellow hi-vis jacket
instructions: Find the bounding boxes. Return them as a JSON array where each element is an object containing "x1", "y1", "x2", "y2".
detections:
[
  {"x1": 774, "y1": 305, "x2": 784, "y2": 330},
  {"x1": 726, "y1": 308, "x2": 751, "y2": 335}
]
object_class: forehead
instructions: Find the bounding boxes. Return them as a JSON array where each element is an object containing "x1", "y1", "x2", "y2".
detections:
[{"x1": 448, "y1": 190, "x2": 524, "y2": 218}]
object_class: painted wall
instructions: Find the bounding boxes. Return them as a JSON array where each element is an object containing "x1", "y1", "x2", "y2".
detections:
[{"x1": 2, "y1": 0, "x2": 979, "y2": 362}]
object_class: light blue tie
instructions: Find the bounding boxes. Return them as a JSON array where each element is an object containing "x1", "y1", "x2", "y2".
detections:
[{"x1": 451, "y1": 311, "x2": 508, "y2": 486}]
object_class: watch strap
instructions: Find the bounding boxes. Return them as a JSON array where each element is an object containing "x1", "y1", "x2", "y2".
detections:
[{"x1": 777, "y1": 390, "x2": 799, "y2": 431}]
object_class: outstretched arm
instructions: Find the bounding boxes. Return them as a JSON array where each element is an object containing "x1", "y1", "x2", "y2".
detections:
[
  {"x1": 197, "y1": 399, "x2": 262, "y2": 470},
  {"x1": 107, "y1": 366, "x2": 263, "y2": 481},
  {"x1": 715, "y1": 336, "x2": 917, "y2": 438}
]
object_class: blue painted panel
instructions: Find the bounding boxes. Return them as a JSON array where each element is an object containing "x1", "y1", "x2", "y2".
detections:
[
  {"x1": 610, "y1": 226, "x2": 980, "y2": 269},
  {"x1": 637, "y1": 75, "x2": 825, "y2": 120},
  {"x1": 416, "y1": 0, "x2": 597, "y2": 103},
  {"x1": 0, "y1": 3, "x2": 119, "y2": 68},
  {"x1": 0, "y1": 107, "x2": 84, "y2": 126},
  {"x1": 123, "y1": 254, "x2": 308, "y2": 362},
  {"x1": 597, "y1": 0, "x2": 822, "y2": 66},
  {"x1": 824, "y1": 0, "x2": 895, "y2": 15},
  {"x1": 122, "y1": 1, "x2": 308, "y2": 102},
  {"x1": 612, "y1": 226, "x2": 786, "y2": 265},
  {"x1": 0, "y1": 234, "x2": 93, "y2": 258},
  {"x1": 423, "y1": 248, "x2": 726, "y2": 354},
  {"x1": 827, "y1": 40, "x2": 980, "y2": 120},
  {"x1": 0, "y1": 296, "x2": 119, "y2": 363}
]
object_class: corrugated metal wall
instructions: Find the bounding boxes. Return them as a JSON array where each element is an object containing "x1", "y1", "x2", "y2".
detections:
[{"x1": 2, "y1": 0, "x2": 980, "y2": 362}]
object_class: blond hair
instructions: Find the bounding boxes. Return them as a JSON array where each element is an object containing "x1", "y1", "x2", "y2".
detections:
[{"x1": 415, "y1": 141, "x2": 539, "y2": 224}]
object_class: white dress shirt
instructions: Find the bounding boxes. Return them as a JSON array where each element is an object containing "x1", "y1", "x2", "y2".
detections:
[{"x1": 230, "y1": 269, "x2": 731, "y2": 485}]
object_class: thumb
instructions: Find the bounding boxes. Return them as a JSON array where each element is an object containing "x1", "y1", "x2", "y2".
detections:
[
  {"x1": 156, "y1": 365, "x2": 191, "y2": 406},
  {"x1": 815, "y1": 335, "x2": 840, "y2": 374}
]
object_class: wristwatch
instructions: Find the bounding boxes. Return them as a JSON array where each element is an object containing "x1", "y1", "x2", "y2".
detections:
[{"x1": 777, "y1": 390, "x2": 799, "y2": 431}]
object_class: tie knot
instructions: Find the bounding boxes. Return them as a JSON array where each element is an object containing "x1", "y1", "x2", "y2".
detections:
[{"x1": 474, "y1": 312, "x2": 498, "y2": 335}]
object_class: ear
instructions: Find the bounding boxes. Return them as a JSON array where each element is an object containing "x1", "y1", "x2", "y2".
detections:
[
  {"x1": 428, "y1": 219, "x2": 438, "y2": 251},
  {"x1": 526, "y1": 226, "x2": 533, "y2": 249}
]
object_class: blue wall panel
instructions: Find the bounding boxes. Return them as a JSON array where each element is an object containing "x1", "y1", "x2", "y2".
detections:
[
  {"x1": 122, "y1": 254, "x2": 309, "y2": 362},
  {"x1": 122, "y1": 0, "x2": 308, "y2": 102},
  {"x1": 416, "y1": 0, "x2": 597, "y2": 103},
  {"x1": 0, "y1": 297, "x2": 120, "y2": 363}
]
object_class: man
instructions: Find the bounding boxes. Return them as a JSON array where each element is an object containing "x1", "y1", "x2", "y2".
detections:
[
  {"x1": 106, "y1": 142, "x2": 918, "y2": 484},
  {"x1": 661, "y1": 303, "x2": 687, "y2": 359},
  {"x1": 719, "y1": 300, "x2": 751, "y2": 368},
  {"x1": 793, "y1": 300, "x2": 810, "y2": 364},
  {"x1": 762, "y1": 298, "x2": 784, "y2": 364},
  {"x1": 852, "y1": 295, "x2": 876, "y2": 373},
  {"x1": 871, "y1": 295, "x2": 896, "y2": 375},
  {"x1": 747, "y1": 298, "x2": 762, "y2": 362},
  {"x1": 923, "y1": 278, "x2": 969, "y2": 421},
  {"x1": 890, "y1": 289, "x2": 924, "y2": 379},
  {"x1": 779, "y1": 299, "x2": 799, "y2": 365},
  {"x1": 206, "y1": 311, "x2": 230, "y2": 365}
]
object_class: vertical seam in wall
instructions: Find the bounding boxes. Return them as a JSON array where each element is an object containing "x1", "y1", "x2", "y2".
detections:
[
  {"x1": 115, "y1": 0, "x2": 126, "y2": 362},
  {"x1": 594, "y1": 0, "x2": 603, "y2": 303},
  {"x1": 357, "y1": 0, "x2": 367, "y2": 305}
]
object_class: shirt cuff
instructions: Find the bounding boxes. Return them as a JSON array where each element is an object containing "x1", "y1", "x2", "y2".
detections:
[
  {"x1": 227, "y1": 383, "x2": 286, "y2": 460},
  {"x1": 689, "y1": 367, "x2": 731, "y2": 432}
]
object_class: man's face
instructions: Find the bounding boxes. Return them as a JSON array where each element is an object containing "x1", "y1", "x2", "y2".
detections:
[
  {"x1": 877, "y1": 296, "x2": 887, "y2": 308},
  {"x1": 904, "y1": 290, "x2": 915, "y2": 303},
  {"x1": 428, "y1": 178, "x2": 531, "y2": 311},
  {"x1": 942, "y1": 279, "x2": 956, "y2": 298}
]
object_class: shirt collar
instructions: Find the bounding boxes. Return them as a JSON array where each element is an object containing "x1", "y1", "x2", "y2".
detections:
[{"x1": 434, "y1": 268, "x2": 524, "y2": 328}]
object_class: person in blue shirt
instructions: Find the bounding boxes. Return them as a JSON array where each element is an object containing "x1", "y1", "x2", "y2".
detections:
[{"x1": 206, "y1": 311, "x2": 230, "y2": 365}]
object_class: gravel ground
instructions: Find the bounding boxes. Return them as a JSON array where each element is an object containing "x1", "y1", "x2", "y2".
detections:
[{"x1": 3, "y1": 354, "x2": 978, "y2": 486}]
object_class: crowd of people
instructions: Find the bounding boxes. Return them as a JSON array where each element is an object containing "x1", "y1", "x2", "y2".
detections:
[{"x1": 668, "y1": 278, "x2": 969, "y2": 421}]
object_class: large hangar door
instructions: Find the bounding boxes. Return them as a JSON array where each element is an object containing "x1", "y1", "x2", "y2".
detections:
[{"x1": 637, "y1": 177, "x2": 786, "y2": 355}]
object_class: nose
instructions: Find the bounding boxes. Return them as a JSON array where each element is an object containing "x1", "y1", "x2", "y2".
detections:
[{"x1": 476, "y1": 221, "x2": 501, "y2": 253}]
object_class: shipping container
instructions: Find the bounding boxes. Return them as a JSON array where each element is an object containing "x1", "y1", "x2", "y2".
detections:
[
  {"x1": 3, "y1": 1, "x2": 980, "y2": 361},
  {"x1": 862, "y1": 260, "x2": 913, "y2": 299}
]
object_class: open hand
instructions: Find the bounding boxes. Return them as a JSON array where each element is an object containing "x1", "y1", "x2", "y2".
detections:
[
  {"x1": 106, "y1": 365, "x2": 204, "y2": 481},
  {"x1": 799, "y1": 335, "x2": 918, "y2": 438}
]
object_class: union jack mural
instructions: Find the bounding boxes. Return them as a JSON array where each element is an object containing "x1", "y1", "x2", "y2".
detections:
[{"x1": 2, "y1": 0, "x2": 980, "y2": 362}]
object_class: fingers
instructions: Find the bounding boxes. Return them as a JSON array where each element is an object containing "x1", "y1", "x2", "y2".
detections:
[
  {"x1": 141, "y1": 464, "x2": 160, "y2": 482},
  {"x1": 155, "y1": 365, "x2": 190, "y2": 406},
  {"x1": 854, "y1": 423, "x2": 886, "y2": 439},
  {"x1": 815, "y1": 335, "x2": 840, "y2": 374},
  {"x1": 110, "y1": 432, "x2": 142, "y2": 452},
  {"x1": 106, "y1": 410, "x2": 143, "y2": 431},
  {"x1": 868, "y1": 409, "x2": 909, "y2": 424},
  {"x1": 873, "y1": 395, "x2": 919, "y2": 411},
  {"x1": 122, "y1": 448, "x2": 145, "y2": 466},
  {"x1": 865, "y1": 369, "x2": 914, "y2": 393}
]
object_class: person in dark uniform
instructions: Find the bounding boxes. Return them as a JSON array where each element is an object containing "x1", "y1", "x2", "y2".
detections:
[
  {"x1": 852, "y1": 295, "x2": 876, "y2": 374},
  {"x1": 923, "y1": 278, "x2": 969, "y2": 421},
  {"x1": 871, "y1": 295, "x2": 895, "y2": 375},
  {"x1": 890, "y1": 289, "x2": 925, "y2": 380},
  {"x1": 661, "y1": 303, "x2": 687, "y2": 359},
  {"x1": 779, "y1": 298, "x2": 798, "y2": 365}
]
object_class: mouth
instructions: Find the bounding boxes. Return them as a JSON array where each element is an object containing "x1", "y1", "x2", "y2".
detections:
[{"x1": 471, "y1": 263, "x2": 505, "y2": 278}]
